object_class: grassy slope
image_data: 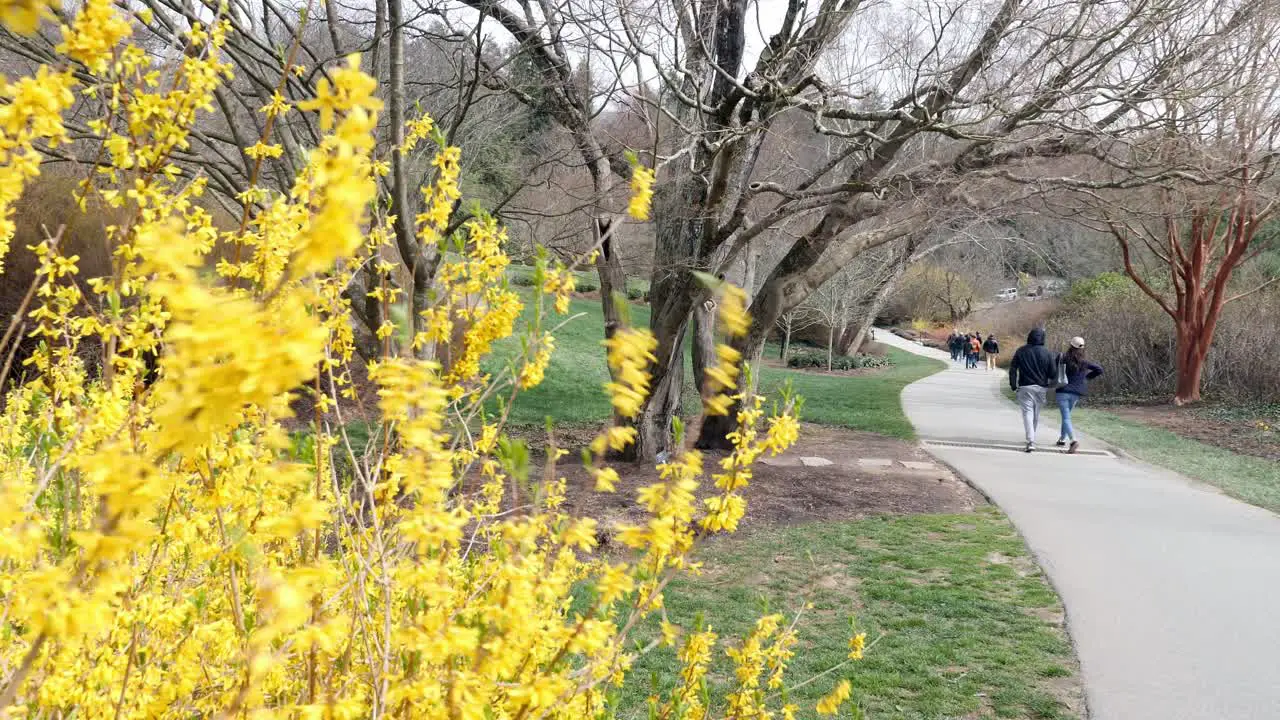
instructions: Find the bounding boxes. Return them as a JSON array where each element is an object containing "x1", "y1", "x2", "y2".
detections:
[
  {"x1": 1073, "y1": 407, "x2": 1280, "y2": 513},
  {"x1": 760, "y1": 352, "x2": 941, "y2": 439},
  {"x1": 489, "y1": 294, "x2": 942, "y2": 437},
  {"x1": 616, "y1": 509, "x2": 1078, "y2": 720}
]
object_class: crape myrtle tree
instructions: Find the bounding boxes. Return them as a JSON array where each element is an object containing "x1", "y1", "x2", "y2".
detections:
[
  {"x1": 1064, "y1": 18, "x2": 1280, "y2": 405},
  {"x1": 443, "y1": 0, "x2": 1271, "y2": 457}
]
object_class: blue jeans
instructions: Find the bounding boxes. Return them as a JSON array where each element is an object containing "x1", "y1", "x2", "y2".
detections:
[{"x1": 1057, "y1": 391, "x2": 1080, "y2": 441}]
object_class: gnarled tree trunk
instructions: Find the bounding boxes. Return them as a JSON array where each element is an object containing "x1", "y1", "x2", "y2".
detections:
[{"x1": 624, "y1": 176, "x2": 707, "y2": 460}]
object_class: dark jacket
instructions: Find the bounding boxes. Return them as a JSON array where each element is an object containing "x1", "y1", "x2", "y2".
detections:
[
  {"x1": 1058, "y1": 360, "x2": 1103, "y2": 396},
  {"x1": 983, "y1": 337, "x2": 999, "y2": 354},
  {"x1": 1009, "y1": 329, "x2": 1059, "y2": 390}
]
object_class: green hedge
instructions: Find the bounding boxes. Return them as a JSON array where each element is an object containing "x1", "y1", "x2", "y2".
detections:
[{"x1": 787, "y1": 351, "x2": 892, "y2": 370}]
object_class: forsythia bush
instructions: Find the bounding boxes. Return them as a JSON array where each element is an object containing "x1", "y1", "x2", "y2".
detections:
[{"x1": 0, "y1": 1, "x2": 864, "y2": 718}]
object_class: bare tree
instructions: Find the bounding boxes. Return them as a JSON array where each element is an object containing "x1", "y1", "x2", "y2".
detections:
[
  {"x1": 803, "y1": 267, "x2": 861, "y2": 371},
  {"x1": 775, "y1": 307, "x2": 818, "y2": 365},
  {"x1": 1104, "y1": 174, "x2": 1280, "y2": 405}
]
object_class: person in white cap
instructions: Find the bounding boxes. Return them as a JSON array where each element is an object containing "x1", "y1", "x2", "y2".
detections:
[{"x1": 1056, "y1": 336, "x2": 1104, "y2": 454}]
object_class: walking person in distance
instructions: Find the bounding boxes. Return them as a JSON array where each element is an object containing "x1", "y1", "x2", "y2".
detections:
[
  {"x1": 983, "y1": 334, "x2": 1000, "y2": 371},
  {"x1": 968, "y1": 333, "x2": 982, "y2": 369},
  {"x1": 1056, "y1": 336, "x2": 1104, "y2": 454},
  {"x1": 1008, "y1": 328, "x2": 1059, "y2": 453}
]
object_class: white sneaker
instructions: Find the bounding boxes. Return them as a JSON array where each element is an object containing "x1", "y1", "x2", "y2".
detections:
[{"x1": 1025, "y1": 442, "x2": 1035, "y2": 453}]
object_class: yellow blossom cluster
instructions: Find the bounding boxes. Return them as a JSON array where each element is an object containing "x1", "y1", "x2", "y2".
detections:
[
  {"x1": 816, "y1": 679, "x2": 854, "y2": 715},
  {"x1": 0, "y1": 65, "x2": 74, "y2": 271},
  {"x1": 703, "y1": 282, "x2": 752, "y2": 415},
  {"x1": 0, "y1": 0, "x2": 52, "y2": 34},
  {"x1": 0, "y1": 2, "x2": 866, "y2": 719},
  {"x1": 604, "y1": 327, "x2": 659, "y2": 418},
  {"x1": 628, "y1": 164, "x2": 655, "y2": 221}
]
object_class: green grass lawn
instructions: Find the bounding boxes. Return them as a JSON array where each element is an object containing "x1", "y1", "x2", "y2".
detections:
[
  {"x1": 614, "y1": 508, "x2": 1078, "y2": 720},
  {"x1": 1073, "y1": 407, "x2": 1280, "y2": 513},
  {"x1": 487, "y1": 294, "x2": 943, "y2": 437},
  {"x1": 759, "y1": 352, "x2": 942, "y2": 440}
]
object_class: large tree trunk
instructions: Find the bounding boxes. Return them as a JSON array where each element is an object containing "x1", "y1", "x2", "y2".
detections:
[
  {"x1": 695, "y1": 221, "x2": 915, "y2": 450},
  {"x1": 837, "y1": 251, "x2": 909, "y2": 355},
  {"x1": 741, "y1": 240, "x2": 757, "y2": 295},
  {"x1": 624, "y1": 178, "x2": 706, "y2": 461},
  {"x1": 694, "y1": 318, "x2": 764, "y2": 451},
  {"x1": 633, "y1": 323, "x2": 688, "y2": 460},
  {"x1": 691, "y1": 301, "x2": 716, "y2": 394},
  {"x1": 629, "y1": 308, "x2": 690, "y2": 461},
  {"x1": 838, "y1": 271, "x2": 901, "y2": 356},
  {"x1": 1173, "y1": 323, "x2": 1208, "y2": 405}
]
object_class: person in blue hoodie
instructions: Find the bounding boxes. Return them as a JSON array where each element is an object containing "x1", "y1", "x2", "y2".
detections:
[
  {"x1": 1009, "y1": 328, "x2": 1059, "y2": 452},
  {"x1": 1056, "y1": 336, "x2": 1104, "y2": 454}
]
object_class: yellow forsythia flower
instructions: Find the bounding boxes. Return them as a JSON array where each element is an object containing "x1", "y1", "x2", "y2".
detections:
[
  {"x1": 848, "y1": 631, "x2": 867, "y2": 660},
  {"x1": 0, "y1": 0, "x2": 54, "y2": 34},
  {"x1": 603, "y1": 327, "x2": 658, "y2": 418},
  {"x1": 0, "y1": 5, "x2": 817, "y2": 715},
  {"x1": 816, "y1": 679, "x2": 853, "y2": 715},
  {"x1": 57, "y1": 0, "x2": 132, "y2": 73},
  {"x1": 719, "y1": 283, "x2": 751, "y2": 337},
  {"x1": 244, "y1": 140, "x2": 284, "y2": 159},
  {"x1": 628, "y1": 165, "x2": 655, "y2": 221}
]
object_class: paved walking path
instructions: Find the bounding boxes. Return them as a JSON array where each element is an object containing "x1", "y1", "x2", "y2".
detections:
[{"x1": 875, "y1": 331, "x2": 1280, "y2": 720}]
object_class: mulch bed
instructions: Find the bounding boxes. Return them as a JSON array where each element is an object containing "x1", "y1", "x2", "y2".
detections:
[{"x1": 554, "y1": 424, "x2": 982, "y2": 534}]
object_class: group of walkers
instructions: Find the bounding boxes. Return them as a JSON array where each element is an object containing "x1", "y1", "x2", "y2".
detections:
[
  {"x1": 947, "y1": 331, "x2": 1001, "y2": 371},
  {"x1": 1007, "y1": 329, "x2": 1104, "y2": 454}
]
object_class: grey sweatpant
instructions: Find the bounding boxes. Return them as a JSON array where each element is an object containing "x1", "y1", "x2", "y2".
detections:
[{"x1": 1016, "y1": 385, "x2": 1051, "y2": 444}]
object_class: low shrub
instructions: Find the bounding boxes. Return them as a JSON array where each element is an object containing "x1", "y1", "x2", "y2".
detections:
[
  {"x1": 626, "y1": 276, "x2": 649, "y2": 300},
  {"x1": 507, "y1": 264, "x2": 538, "y2": 286},
  {"x1": 787, "y1": 350, "x2": 893, "y2": 371}
]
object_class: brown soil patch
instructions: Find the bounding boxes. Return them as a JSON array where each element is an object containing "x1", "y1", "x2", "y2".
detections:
[
  {"x1": 1045, "y1": 672, "x2": 1086, "y2": 718},
  {"x1": 558, "y1": 424, "x2": 984, "y2": 533},
  {"x1": 1105, "y1": 404, "x2": 1280, "y2": 462},
  {"x1": 1028, "y1": 606, "x2": 1065, "y2": 626}
]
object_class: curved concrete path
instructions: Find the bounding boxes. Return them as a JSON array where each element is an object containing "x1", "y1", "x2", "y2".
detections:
[{"x1": 875, "y1": 330, "x2": 1280, "y2": 720}]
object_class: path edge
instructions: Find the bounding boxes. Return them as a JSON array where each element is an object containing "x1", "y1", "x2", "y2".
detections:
[
  {"x1": 886, "y1": 331, "x2": 1095, "y2": 719},
  {"x1": 913, "y1": 439, "x2": 1094, "y2": 719}
]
